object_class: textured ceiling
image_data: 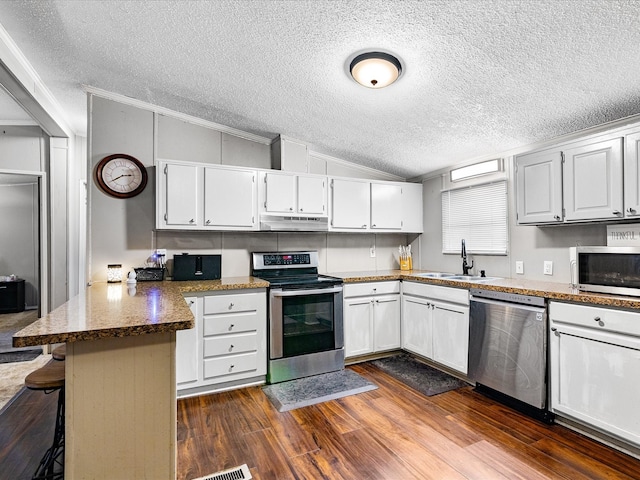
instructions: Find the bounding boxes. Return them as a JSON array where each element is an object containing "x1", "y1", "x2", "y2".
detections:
[{"x1": 1, "y1": 0, "x2": 640, "y2": 177}]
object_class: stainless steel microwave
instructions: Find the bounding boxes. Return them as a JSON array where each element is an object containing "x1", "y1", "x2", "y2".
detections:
[{"x1": 576, "y1": 246, "x2": 640, "y2": 297}]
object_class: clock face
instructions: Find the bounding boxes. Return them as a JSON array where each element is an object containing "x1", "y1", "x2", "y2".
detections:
[{"x1": 95, "y1": 154, "x2": 148, "y2": 198}]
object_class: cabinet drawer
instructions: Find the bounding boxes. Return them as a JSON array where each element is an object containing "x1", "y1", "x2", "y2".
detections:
[
  {"x1": 203, "y1": 311, "x2": 259, "y2": 336},
  {"x1": 204, "y1": 292, "x2": 261, "y2": 315},
  {"x1": 203, "y1": 352, "x2": 258, "y2": 379},
  {"x1": 344, "y1": 281, "x2": 400, "y2": 298},
  {"x1": 203, "y1": 332, "x2": 257, "y2": 358},
  {"x1": 403, "y1": 281, "x2": 469, "y2": 305},
  {"x1": 550, "y1": 302, "x2": 640, "y2": 337}
]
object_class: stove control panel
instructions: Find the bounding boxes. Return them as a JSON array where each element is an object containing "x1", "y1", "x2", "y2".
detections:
[
  {"x1": 252, "y1": 251, "x2": 319, "y2": 270},
  {"x1": 263, "y1": 253, "x2": 310, "y2": 266}
]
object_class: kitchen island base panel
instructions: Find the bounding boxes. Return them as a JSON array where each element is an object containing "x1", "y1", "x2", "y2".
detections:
[{"x1": 66, "y1": 332, "x2": 176, "y2": 480}]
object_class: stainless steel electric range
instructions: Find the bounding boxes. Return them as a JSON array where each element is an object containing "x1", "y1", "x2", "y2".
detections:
[{"x1": 251, "y1": 251, "x2": 344, "y2": 383}]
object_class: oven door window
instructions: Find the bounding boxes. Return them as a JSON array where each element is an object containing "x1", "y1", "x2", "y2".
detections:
[{"x1": 281, "y1": 292, "x2": 335, "y2": 357}]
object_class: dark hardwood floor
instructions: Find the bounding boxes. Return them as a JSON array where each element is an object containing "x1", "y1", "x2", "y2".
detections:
[
  {"x1": 177, "y1": 363, "x2": 640, "y2": 480},
  {"x1": 2, "y1": 362, "x2": 640, "y2": 479}
]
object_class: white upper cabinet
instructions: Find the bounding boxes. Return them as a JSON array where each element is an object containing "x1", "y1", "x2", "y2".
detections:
[
  {"x1": 370, "y1": 182, "x2": 402, "y2": 230},
  {"x1": 264, "y1": 172, "x2": 297, "y2": 213},
  {"x1": 204, "y1": 167, "x2": 257, "y2": 228},
  {"x1": 163, "y1": 162, "x2": 200, "y2": 227},
  {"x1": 297, "y1": 175, "x2": 326, "y2": 215},
  {"x1": 563, "y1": 137, "x2": 623, "y2": 222},
  {"x1": 263, "y1": 172, "x2": 327, "y2": 216},
  {"x1": 157, "y1": 160, "x2": 258, "y2": 231},
  {"x1": 271, "y1": 136, "x2": 309, "y2": 173},
  {"x1": 624, "y1": 130, "x2": 640, "y2": 218},
  {"x1": 515, "y1": 149, "x2": 563, "y2": 224},
  {"x1": 401, "y1": 182, "x2": 424, "y2": 233},
  {"x1": 330, "y1": 178, "x2": 370, "y2": 230}
]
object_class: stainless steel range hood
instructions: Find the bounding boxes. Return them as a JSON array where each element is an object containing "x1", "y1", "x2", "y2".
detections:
[{"x1": 260, "y1": 214, "x2": 328, "y2": 231}]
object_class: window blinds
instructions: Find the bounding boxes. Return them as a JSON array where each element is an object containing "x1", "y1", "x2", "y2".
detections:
[{"x1": 441, "y1": 181, "x2": 508, "y2": 255}]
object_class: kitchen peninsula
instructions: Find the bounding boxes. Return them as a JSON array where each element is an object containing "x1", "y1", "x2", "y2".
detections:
[{"x1": 12, "y1": 277, "x2": 267, "y2": 480}]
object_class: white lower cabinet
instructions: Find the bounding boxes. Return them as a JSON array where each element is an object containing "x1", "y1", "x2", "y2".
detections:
[
  {"x1": 176, "y1": 296, "x2": 200, "y2": 386},
  {"x1": 344, "y1": 282, "x2": 401, "y2": 358},
  {"x1": 549, "y1": 302, "x2": 640, "y2": 448},
  {"x1": 176, "y1": 289, "x2": 266, "y2": 397},
  {"x1": 401, "y1": 282, "x2": 469, "y2": 375}
]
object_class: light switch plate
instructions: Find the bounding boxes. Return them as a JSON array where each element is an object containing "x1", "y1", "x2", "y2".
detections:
[
  {"x1": 515, "y1": 261, "x2": 524, "y2": 274},
  {"x1": 370, "y1": 246, "x2": 376, "y2": 258},
  {"x1": 543, "y1": 260, "x2": 553, "y2": 275}
]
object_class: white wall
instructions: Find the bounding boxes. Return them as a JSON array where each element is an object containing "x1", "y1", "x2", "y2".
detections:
[
  {"x1": 0, "y1": 181, "x2": 38, "y2": 307},
  {"x1": 89, "y1": 96, "x2": 410, "y2": 282},
  {"x1": 419, "y1": 157, "x2": 607, "y2": 283}
]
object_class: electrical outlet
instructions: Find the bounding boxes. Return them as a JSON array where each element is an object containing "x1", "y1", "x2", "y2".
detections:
[
  {"x1": 515, "y1": 261, "x2": 524, "y2": 274},
  {"x1": 370, "y1": 246, "x2": 376, "y2": 258},
  {"x1": 155, "y1": 248, "x2": 167, "y2": 256},
  {"x1": 543, "y1": 260, "x2": 553, "y2": 275}
]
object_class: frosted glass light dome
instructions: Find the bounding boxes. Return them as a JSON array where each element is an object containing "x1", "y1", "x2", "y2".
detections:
[{"x1": 349, "y1": 52, "x2": 402, "y2": 89}]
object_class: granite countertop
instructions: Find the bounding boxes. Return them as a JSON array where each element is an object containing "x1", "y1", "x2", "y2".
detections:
[
  {"x1": 13, "y1": 276, "x2": 269, "y2": 348},
  {"x1": 333, "y1": 269, "x2": 640, "y2": 310}
]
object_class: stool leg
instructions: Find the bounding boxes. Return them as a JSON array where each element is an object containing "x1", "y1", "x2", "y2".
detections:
[{"x1": 32, "y1": 388, "x2": 64, "y2": 480}]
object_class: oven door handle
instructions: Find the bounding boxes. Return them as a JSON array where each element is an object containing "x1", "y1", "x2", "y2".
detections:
[{"x1": 271, "y1": 286, "x2": 343, "y2": 297}]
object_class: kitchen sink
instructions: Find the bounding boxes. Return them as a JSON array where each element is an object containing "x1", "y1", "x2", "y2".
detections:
[
  {"x1": 414, "y1": 272, "x2": 501, "y2": 283},
  {"x1": 445, "y1": 275, "x2": 502, "y2": 282},
  {"x1": 415, "y1": 272, "x2": 456, "y2": 278}
]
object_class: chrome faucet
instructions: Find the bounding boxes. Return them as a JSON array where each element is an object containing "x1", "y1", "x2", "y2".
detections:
[{"x1": 462, "y1": 239, "x2": 473, "y2": 275}]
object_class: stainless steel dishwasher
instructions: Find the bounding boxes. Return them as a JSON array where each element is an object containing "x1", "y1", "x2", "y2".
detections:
[{"x1": 468, "y1": 288, "x2": 552, "y2": 421}]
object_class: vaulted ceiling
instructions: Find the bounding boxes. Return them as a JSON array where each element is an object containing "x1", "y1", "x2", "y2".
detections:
[{"x1": 1, "y1": 0, "x2": 640, "y2": 178}]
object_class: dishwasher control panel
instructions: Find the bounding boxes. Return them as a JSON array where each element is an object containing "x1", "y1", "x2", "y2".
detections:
[{"x1": 470, "y1": 288, "x2": 546, "y2": 307}]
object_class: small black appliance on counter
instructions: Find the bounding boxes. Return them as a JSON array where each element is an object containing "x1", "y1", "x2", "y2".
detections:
[
  {"x1": 134, "y1": 267, "x2": 165, "y2": 282},
  {"x1": 172, "y1": 254, "x2": 221, "y2": 281}
]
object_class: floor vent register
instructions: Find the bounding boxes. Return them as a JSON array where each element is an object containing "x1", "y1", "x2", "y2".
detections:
[{"x1": 193, "y1": 464, "x2": 252, "y2": 480}]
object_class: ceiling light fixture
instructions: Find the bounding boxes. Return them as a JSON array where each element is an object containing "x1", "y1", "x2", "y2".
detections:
[{"x1": 349, "y1": 51, "x2": 402, "y2": 89}]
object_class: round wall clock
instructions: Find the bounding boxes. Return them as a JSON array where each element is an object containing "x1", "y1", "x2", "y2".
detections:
[{"x1": 95, "y1": 154, "x2": 148, "y2": 198}]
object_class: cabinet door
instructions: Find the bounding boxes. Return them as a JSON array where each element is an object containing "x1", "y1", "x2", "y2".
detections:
[
  {"x1": 624, "y1": 131, "x2": 640, "y2": 218},
  {"x1": 176, "y1": 296, "x2": 200, "y2": 386},
  {"x1": 330, "y1": 178, "x2": 370, "y2": 230},
  {"x1": 401, "y1": 296, "x2": 433, "y2": 359},
  {"x1": 204, "y1": 167, "x2": 256, "y2": 228},
  {"x1": 550, "y1": 326, "x2": 640, "y2": 446},
  {"x1": 371, "y1": 183, "x2": 402, "y2": 230},
  {"x1": 515, "y1": 150, "x2": 563, "y2": 224},
  {"x1": 164, "y1": 163, "x2": 199, "y2": 226},
  {"x1": 297, "y1": 175, "x2": 326, "y2": 215},
  {"x1": 373, "y1": 295, "x2": 401, "y2": 352},
  {"x1": 344, "y1": 297, "x2": 373, "y2": 357},
  {"x1": 432, "y1": 302, "x2": 469, "y2": 374},
  {"x1": 265, "y1": 173, "x2": 296, "y2": 213},
  {"x1": 401, "y1": 183, "x2": 424, "y2": 233},
  {"x1": 563, "y1": 137, "x2": 623, "y2": 221}
]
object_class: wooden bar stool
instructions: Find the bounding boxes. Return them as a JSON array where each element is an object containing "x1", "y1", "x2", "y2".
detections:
[
  {"x1": 51, "y1": 344, "x2": 66, "y2": 361},
  {"x1": 25, "y1": 360, "x2": 65, "y2": 480}
]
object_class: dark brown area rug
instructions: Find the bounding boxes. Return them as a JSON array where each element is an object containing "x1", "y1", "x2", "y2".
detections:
[{"x1": 370, "y1": 354, "x2": 468, "y2": 396}]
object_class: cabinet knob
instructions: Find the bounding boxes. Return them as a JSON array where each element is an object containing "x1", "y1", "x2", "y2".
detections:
[
  {"x1": 188, "y1": 300, "x2": 195, "y2": 306},
  {"x1": 554, "y1": 215, "x2": 561, "y2": 221},
  {"x1": 289, "y1": 207, "x2": 293, "y2": 211},
  {"x1": 229, "y1": 365, "x2": 235, "y2": 371},
  {"x1": 300, "y1": 208, "x2": 303, "y2": 212},
  {"x1": 229, "y1": 345, "x2": 234, "y2": 351},
  {"x1": 361, "y1": 224, "x2": 367, "y2": 228},
  {"x1": 628, "y1": 207, "x2": 637, "y2": 215},
  {"x1": 229, "y1": 303, "x2": 234, "y2": 309},
  {"x1": 229, "y1": 324, "x2": 234, "y2": 330},
  {"x1": 372, "y1": 224, "x2": 376, "y2": 227},
  {"x1": 205, "y1": 219, "x2": 211, "y2": 225},
  {"x1": 613, "y1": 210, "x2": 622, "y2": 216},
  {"x1": 189, "y1": 218, "x2": 195, "y2": 223},
  {"x1": 594, "y1": 316, "x2": 601, "y2": 322}
]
